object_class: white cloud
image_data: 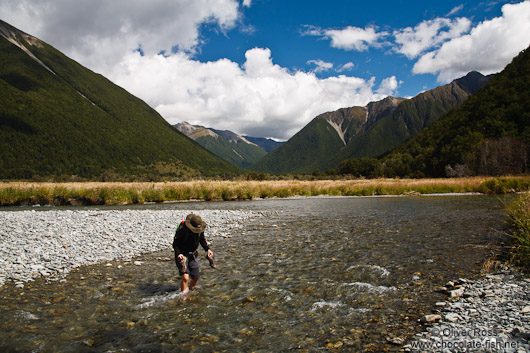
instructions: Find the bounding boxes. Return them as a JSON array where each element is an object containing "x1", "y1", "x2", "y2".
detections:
[
  {"x1": 376, "y1": 76, "x2": 399, "y2": 96},
  {"x1": 413, "y1": 0, "x2": 530, "y2": 82},
  {"x1": 303, "y1": 25, "x2": 385, "y2": 51},
  {"x1": 337, "y1": 62, "x2": 355, "y2": 72},
  {"x1": 307, "y1": 59, "x2": 334, "y2": 73},
  {"x1": 0, "y1": 0, "x2": 395, "y2": 141},
  {"x1": 110, "y1": 48, "x2": 392, "y2": 140},
  {"x1": 0, "y1": 0, "x2": 241, "y2": 74},
  {"x1": 393, "y1": 17, "x2": 471, "y2": 59},
  {"x1": 447, "y1": 5, "x2": 464, "y2": 16}
]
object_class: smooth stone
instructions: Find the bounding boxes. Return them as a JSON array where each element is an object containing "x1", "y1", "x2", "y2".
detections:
[
  {"x1": 445, "y1": 313, "x2": 461, "y2": 322},
  {"x1": 420, "y1": 314, "x2": 441, "y2": 323},
  {"x1": 449, "y1": 287, "x2": 465, "y2": 298}
]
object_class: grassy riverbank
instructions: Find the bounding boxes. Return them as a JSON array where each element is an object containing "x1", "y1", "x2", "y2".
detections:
[
  {"x1": 507, "y1": 193, "x2": 530, "y2": 270},
  {"x1": 0, "y1": 176, "x2": 529, "y2": 207}
]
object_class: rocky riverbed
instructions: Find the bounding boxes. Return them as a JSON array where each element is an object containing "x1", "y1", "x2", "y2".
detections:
[
  {"x1": 405, "y1": 267, "x2": 530, "y2": 353},
  {"x1": 0, "y1": 208, "x2": 267, "y2": 288}
]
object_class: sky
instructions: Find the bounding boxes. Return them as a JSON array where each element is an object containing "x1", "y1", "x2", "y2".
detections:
[{"x1": 2, "y1": 0, "x2": 530, "y2": 140}]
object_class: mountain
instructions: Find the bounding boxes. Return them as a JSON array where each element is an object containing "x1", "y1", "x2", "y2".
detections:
[
  {"x1": 250, "y1": 71, "x2": 491, "y2": 174},
  {"x1": 242, "y1": 136, "x2": 283, "y2": 153},
  {"x1": 377, "y1": 46, "x2": 530, "y2": 178},
  {"x1": 333, "y1": 71, "x2": 492, "y2": 163},
  {"x1": 174, "y1": 122, "x2": 269, "y2": 168},
  {"x1": 0, "y1": 20, "x2": 239, "y2": 180}
]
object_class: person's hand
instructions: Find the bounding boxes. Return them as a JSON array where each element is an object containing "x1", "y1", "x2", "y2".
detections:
[
  {"x1": 178, "y1": 254, "x2": 185, "y2": 260},
  {"x1": 207, "y1": 249, "x2": 213, "y2": 258}
]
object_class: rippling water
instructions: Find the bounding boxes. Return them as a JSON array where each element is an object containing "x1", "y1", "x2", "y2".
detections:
[{"x1": 0, "y1": 196, "x2": 510, "y2": 352}]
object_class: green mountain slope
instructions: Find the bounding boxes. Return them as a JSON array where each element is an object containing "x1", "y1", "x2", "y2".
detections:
[
  {"x1": 174, "y1": 122, "x2": 267, "y2": 168},
  {"x1": 196, "y1": 135, "x2": 266, "y2": 168},
  {"x1": 250, "y1": 71, "x2": 489, "y2": 175},
  {"x1": 379, "y1": 46, "x2": 530, "y2": 177},
  {"x1": 334, "y1": 73, "x2": 487, "y2": 163},
  {"x1": 249, "y1": 114, "x2": 356, "y2": 174},
  {"x1": 0, "y1": 20, "x2": 238, "y2": 180}
]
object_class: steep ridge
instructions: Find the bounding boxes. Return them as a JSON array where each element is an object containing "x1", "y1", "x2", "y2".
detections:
[
  {"x1": 333, "y1": 73, "x2": 487, "y2": 163},
  {"x1": 250, "y1": 72, "x2": 490, "y2": 174},
  {"x1": 0, "y1": 20, "x2": 239, "y2": 179},
  {"x1": 379, "y1": 46, "x2": 530, "y2": 177},
  {"x1": 211, "y1": 128, "x2": 258, "y2": 146},
  {"x1": 174, "y1": 122, "x2": 267, "y2": 168}
]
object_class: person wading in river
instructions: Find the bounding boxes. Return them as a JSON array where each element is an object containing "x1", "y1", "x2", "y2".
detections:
[{"x1": 173, "y1": 214, "x2": 215, "y2": 293}]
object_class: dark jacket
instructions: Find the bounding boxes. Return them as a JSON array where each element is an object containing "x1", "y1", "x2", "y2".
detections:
[{"x1": 172, "y1": 222, "x2": 209, "y2": 256}]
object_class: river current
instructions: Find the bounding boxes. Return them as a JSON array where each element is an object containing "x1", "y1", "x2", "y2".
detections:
[{"x1": 0, "y1": 195, "x2": 510, "y2": 352}]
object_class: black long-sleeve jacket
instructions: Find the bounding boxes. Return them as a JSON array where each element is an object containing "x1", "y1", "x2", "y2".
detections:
[{"x1": 172, "y1": 222, "x2": 209, "y2": 256}]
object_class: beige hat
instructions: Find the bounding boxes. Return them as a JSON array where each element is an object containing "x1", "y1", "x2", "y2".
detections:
[{"x1": 185, "y1": 214, "x2": 207, "y2": 234}]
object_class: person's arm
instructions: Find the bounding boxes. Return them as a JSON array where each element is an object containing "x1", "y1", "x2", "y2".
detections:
[
  {"x1": 173, "y1": 227, "x2": 184, "y2": 257},
  {"x1": 199, "y1": 233, "x2": 210, "y2": 253}
]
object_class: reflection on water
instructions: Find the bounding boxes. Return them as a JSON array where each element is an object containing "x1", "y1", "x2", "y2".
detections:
[{"x1": 0, "y1": 196, "x2": 509, "y2": 352}]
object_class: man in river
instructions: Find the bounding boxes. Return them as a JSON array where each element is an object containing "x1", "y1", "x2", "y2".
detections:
[{"x1": 172, "y1": 214, "x2": 215, "y2": 293}]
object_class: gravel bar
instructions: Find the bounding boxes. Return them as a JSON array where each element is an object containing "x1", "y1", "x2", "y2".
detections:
[
  {"x1": 0, "y1": 209, "x2": 267, "y2": 288},
  {"x1": 405, "y1": 267, "x2": 530, "y2": 353}
]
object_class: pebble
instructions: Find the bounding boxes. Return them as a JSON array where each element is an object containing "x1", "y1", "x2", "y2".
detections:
[
  {"x1": 420, "y1": 314, "x2": 441, "y2": 323},
  {"x1": 0, "y1": 209, "x2": 268, "y2": 286},
  {"x1": 406, "y1": 267, "x2": 530, "y2": 353},
  {"x1": 448, "y1": 286, "x2": 465, "y2": 298}
]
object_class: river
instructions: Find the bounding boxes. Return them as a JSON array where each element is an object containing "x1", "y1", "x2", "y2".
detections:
[{"x1": 0, "y1": 195, "x2": 510, "y2": 352}]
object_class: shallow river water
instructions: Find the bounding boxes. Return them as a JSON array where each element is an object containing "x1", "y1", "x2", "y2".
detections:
[{"x1": 0, "y1": 195, "x2": 511, "y2": 352}]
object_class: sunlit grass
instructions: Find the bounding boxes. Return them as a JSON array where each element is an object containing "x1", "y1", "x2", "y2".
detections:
[{"x1": 0, "y1": 176, "x2": 529, "y2": 207}]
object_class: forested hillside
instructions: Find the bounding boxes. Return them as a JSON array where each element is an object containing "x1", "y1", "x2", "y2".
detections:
[
  {"x1": 0, "y1": 20, "x2": 239, "y2": 180},
  {"x1": 337, "y1": 47, "x2": 530, "y2": 178},
  {"x1": 250, "y1": 72, "x2": 489, "y2": 174}
]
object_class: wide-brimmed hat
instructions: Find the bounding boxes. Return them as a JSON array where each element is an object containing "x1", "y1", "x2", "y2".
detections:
[{"x1": 185, "y1": 214, "x2": 207, "y2": 234}]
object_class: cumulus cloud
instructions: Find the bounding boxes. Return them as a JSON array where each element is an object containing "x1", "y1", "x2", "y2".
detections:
[
  {"x1": 307, "y1": 59, "x2": 334, "y2": 73},
  {"x1": 393, "y1": 17, "x2": 471, "y2": 59},
  {"x1": 0, "y1": 0, "x2": 395, "y2": 140},
  {"x1": 110, "y1": 48, "x2": 393, "y2": 140},
  {"x1": 413, "y1": 1, "x2": 530, "y2": 82},
  {"x1": 376, "y1": 76, "x2": 399, "y2": 96},
  {"x1": 302, "y1": 25, "x2": 385, "y2": 51},
  {"x1": 0, "y1": 0, "x2": 241, "y2": 73}
]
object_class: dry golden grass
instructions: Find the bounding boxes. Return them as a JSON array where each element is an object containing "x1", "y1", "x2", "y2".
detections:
[{"x1": 1, "y1": 176, "x2": 529, "y2": 206}]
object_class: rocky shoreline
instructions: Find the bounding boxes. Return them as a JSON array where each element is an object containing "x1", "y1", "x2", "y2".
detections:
[
  {"x1": 0, "y1": 208, "x2": 267, "y2": 288},
  {"x1": 404, "y1": 267, "x2": 530, "y2": 353}
]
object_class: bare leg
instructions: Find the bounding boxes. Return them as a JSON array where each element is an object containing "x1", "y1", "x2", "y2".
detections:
[
  {"x1": 180, "y1": 274, "x2": 190, "y2": 292},
  {"x1": 189, "y1": 278, "x2": 199, "y2": 291}
]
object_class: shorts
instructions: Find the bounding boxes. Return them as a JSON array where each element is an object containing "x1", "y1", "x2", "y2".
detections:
[{"x1": 175, "y1": 253, "x2": 200, "y2": 279}]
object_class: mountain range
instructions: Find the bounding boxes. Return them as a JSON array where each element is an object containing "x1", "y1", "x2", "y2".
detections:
[
  {"x1": 250, "y1": 71, "x2": 491, "y2": 174},
  {"x1": 174, "y1": 122, "x2": 282, "y2": 168},
  {"x1": 1, "y1": 18, "x2": 527, "y2": 181},
  {"x1": 377, "y1": 46, "x2": 530, "y2": 178},
  {"x1": 0, "y1": 19, "x2": 239, "y2": 180}
]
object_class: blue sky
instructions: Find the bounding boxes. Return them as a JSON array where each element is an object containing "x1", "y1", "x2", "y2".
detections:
[
  {"x1": 197, "y1": 0, "x2": 520, "y2": 97},
  {"x1": 2, "y1": 0, "x2": 530, "y2": 140}
]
